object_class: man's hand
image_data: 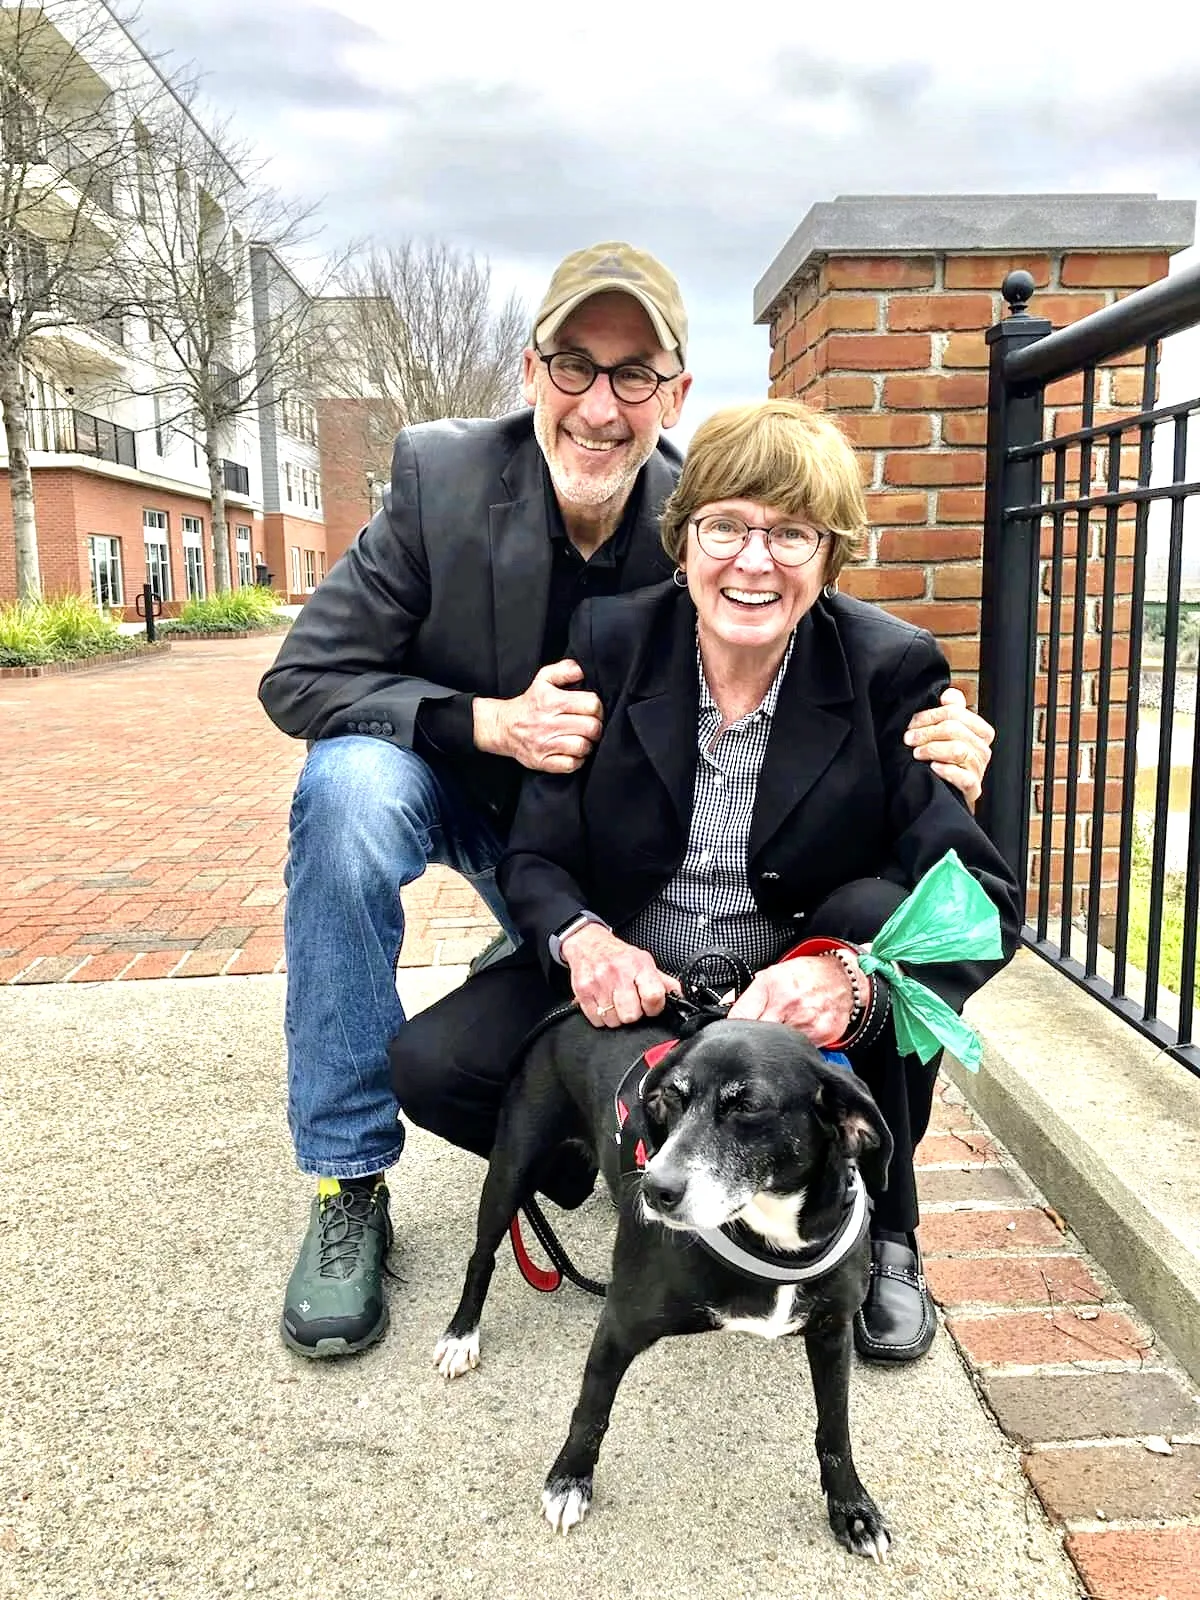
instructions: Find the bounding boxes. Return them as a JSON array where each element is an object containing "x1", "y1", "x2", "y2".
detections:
[
  {"x1": 904, "y1": 686, "x2": 995, "y2": 806},
  {"x1": 473, "y1": 660, "x2": 603, "y2": 773},
  {"x1": 562, "y1": 924, "x2": 680, "y2": 1028},
  {"x1": 727, "y1": 955, "x2": 860, "y2": 1047}
]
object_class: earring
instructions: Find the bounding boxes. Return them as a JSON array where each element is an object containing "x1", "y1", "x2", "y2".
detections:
[
  {"x1": 672, "y1": 567, "x2": 688, "y2": 588},
  {"x1": 823, "y1": 579, "x2": 839, "y2": 598}
]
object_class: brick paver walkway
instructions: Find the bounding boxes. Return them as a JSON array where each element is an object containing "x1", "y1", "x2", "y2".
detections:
[
  {"x1": 921, "y1": 1082, "x2": 1200, "y2": 1600},
  {"x1": 4, "y1": 644, "x2": 1198, "y2": 1598},
  {"x1": 0, "y1": 640, "x2": 497, "y2": 984}
]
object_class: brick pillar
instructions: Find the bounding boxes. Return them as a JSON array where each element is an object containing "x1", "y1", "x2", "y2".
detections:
[
  {"x1": 755, "y1": 195, "x2": 1192, "y2": 702},
  {"x1": 754, "y1": 194, "x2": 1195, "y2": 919}
]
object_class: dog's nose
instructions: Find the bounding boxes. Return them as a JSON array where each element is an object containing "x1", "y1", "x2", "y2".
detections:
[{"x1": 643, "y1": 1170, "x2": 685, "y2": 1214}]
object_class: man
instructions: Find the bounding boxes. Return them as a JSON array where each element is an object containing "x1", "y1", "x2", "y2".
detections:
[{"x1": 259, "y1": 242, "x2": 994, "y2": 1360}]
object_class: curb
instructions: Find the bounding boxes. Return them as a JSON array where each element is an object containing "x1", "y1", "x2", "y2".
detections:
[
  {"x1": 0, "y1": 642, "x2": 171, "y2": 679},
  {"x1": 157, "y1": 624, "x2": 291, "y2": 640},
  {"x1": 923, "y1": 1080, "x2": 1200, "y2": 1600},
  {"x1": 946, "y1": 953, "x2": 1200, "y2": 1391}
]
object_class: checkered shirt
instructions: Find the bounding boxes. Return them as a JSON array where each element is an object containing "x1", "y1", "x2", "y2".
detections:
[{"x1": 620, "y1": 633, "x2": 798, "y2": 976}]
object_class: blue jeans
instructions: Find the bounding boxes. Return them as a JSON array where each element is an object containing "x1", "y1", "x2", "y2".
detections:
[{"x1": 283, "y1": 736, "x2": 514, "y2": 1178}]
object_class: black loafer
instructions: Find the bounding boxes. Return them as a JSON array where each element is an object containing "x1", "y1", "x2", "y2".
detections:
[{"x1": 853, "y1": 1233, "x2": 936, "y2": 1364}]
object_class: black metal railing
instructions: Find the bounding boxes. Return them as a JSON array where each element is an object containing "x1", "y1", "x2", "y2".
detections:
[
  {"x1": 27, "y1": 406, "x2": 136, "y2": 468},
  {"x1": 222, "y1": 459, "x2": 250, "y2": 495},
  {"x1": 978, "y1": 264, "x2": 1200, "y2": 1077},
  {"x1": 209, "y1": 361, "x2": 241, "y2": 405}
]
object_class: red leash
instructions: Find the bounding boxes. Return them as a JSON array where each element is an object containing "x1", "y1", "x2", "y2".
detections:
[{"x1": 508, "y1": 1214, "x2": 562, "y2": 1293}]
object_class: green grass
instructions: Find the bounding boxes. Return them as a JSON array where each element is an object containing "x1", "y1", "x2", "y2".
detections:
[
  {"x1": 0, "y1": 595, "x2": 129, "y2": 666},
  {"x1": 158, "y1": 587, "x2": 289, "y2": 633},
  {"x1": 1125, "y1": 824, "x2": 1198, "y2": 1012}
]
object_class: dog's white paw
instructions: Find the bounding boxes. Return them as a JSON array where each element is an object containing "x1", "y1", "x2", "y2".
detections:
[
  {"x1": 433, "y1": 1327, "x2": 480, "y2": 1379},
  {"x1": 541, "y1": 1476, "x2": 592, "y2": 1534},
  {"x1": 838, "y1": 1497, "x2": 896, "y2": 1561}
]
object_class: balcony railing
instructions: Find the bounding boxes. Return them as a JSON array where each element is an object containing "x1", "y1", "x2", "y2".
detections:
[
  {"x1": 43, "y1": 130, "x2": 118, "y2": 217},
  {"x1": 209, "y1": 362, "x2": 241, "y2": 405},
  {"x1": 222, "y1": 458, "x2": 250, "y2": 496},
  {"x1": 27, "y1": 406, "x2": 137, "y2": 469}
]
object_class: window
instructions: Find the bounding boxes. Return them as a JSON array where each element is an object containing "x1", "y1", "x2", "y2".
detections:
[
  {"x1": 235, "y1": 525, "x2": 252, "y2": 587},
  {"x1": 284, "y1": 462, "x2": 295, "y2": 504},
  {"x1": 300, "y1": 467, "x2": 310, "y2": 509},
  {"x1": 153, "y1": 394, "x2": 165, "y2": 456},
  {"x1": 317, "y1": 550, "x2": 326, "y2": 581},
  {"x1": 143, "y1": 509, "x2": 171, "y2": 601},
  {"x1": 281, "y1": 394, "x2": 317, "y2": 445},
  {"x1": 303, "y1": 548, "x2": 316, "y2": 590},
  {"x1": 312, "y1": 471, "x2": 321, "y2": 512},
  {"x1": 182, "y1": 515, "x2": 205, "y2": 600},
  {"x1": 88, "y1": 535, "x2": 123, "y2": 609},
  {"x1": 290, "y1": 546, "x2": 301, "y2": 593}
]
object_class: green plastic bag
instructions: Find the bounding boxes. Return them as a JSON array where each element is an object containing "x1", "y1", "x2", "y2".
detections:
[{"x1": 856, "y1": 850, "x2": 1004, "y2": 1071}]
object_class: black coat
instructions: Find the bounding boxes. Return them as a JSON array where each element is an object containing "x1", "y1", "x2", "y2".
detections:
[
  {"x1": 258, "y1": 410, "x2": 681, "y2": 817},
  {"x1": 498, "y1": 581, "x2": 1022, "y2": 1012}
]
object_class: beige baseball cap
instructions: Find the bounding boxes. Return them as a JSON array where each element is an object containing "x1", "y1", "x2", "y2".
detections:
[{"x1": 533, "y1": 241, "x2": 688, "y2": 364}]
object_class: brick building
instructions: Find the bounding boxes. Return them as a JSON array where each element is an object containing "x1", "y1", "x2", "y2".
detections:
[{"x1": 0, "y1": 6, "x2": 344, "y2": 613}]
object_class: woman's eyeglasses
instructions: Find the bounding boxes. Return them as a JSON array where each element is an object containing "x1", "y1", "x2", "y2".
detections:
[{"x1": 691, "y1": 514, "x2": 827, "y2": 568}]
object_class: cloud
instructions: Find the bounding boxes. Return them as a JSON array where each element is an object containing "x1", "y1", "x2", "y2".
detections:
[
  {"x1": 125, "y1": 1, "x2": 1199, "y2": 429},
  {"x1": 129, "y1": 1, "x2": 391, "y2": 109}
]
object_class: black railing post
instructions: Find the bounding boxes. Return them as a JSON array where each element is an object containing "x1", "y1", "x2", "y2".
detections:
[
  {"x1": 136, "y1": 582, "x2": 162, "y2": 643},
  {"x1": 976, "y1": 271, "x2": 1052, "y2": 893}
]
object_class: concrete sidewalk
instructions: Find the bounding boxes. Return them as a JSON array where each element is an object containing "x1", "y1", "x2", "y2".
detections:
[{"x1": 1, "y1": 970, "x2": 1085, "y2": 1600}]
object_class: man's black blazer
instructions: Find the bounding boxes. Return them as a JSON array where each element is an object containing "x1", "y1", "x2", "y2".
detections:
[
  {"x1": 499, "y1": 581, "x2": 1022, "y2": 1012},
  {"x1": 258, "y1": 410, "x2": 680, "y2": 813}
]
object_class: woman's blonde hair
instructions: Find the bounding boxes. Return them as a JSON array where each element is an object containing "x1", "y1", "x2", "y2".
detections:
[{"x1": 660, "y1": 399, "x2": 867, "y2": 581}]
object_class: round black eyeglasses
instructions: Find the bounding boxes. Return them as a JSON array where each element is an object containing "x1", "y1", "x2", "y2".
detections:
[
  {"x1": 535, "y1": 347, "x2": 680, "y2": 405},
  {"x1": 691, "y1": 514, "x2": 828, "y2": 568}
]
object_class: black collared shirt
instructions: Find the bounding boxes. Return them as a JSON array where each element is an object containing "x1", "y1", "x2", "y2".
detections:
[
  {"x1": 414, "y1": 464, "x2": 646, "y2": 834},
  {"x1": 540, "y1": 461, "x2": 642, "y2": 663}
]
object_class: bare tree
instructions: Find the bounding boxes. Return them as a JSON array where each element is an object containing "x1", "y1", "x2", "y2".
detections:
[
  {"x1": 325, "y1": 241, "x2": 527, "y2": 466},
  {"x1": 0, "y1": 0, "x2": 164, "y2": 600},
  {"x1": 108, "y1": 91, "x2": 335, "y2": 592}
]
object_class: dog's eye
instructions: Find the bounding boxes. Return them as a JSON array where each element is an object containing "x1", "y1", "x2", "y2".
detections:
[
  {"x1": 733, "y1": 1104, "x2": 775, "y2": 1123},
  {"x1": 719, "y1": 1093, "x2": 775, "y2": 1122}
]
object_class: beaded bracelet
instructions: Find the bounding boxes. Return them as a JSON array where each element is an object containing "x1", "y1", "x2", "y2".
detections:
[{"x1": 822, "y1": 948, "x2": 866, "y2": 1041}]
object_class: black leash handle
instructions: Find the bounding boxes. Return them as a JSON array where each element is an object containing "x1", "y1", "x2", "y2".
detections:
[{"x1": 518, "y1": 1198, "x2": 608, "y2": 1297}]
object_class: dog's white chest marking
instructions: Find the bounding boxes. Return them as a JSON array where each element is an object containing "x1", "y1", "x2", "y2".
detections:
[{"x1": 719, "y1": 1286, "x2": 808, "y2": 1339}]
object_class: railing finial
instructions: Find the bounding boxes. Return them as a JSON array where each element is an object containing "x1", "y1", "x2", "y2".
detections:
[{"x1": 1002, "y1": 269, "x2": 1037, "y2": 317}]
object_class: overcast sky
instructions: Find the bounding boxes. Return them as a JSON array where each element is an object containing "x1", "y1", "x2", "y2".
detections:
[{"x1": 127, "y1": 0, "x2": 1200, "y2": 436}]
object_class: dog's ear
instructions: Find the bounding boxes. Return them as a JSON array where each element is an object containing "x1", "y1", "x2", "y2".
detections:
[{"x1": 811, "y1": 1061, "x2": 894, "y2": 1192}]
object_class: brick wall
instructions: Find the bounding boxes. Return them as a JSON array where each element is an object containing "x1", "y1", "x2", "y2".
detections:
[
  {"x1": 316, "y1": 397, "x2": 391, "y2": 570},
  {"x1": 0, "y1": 466, "x2": 262, "y2": 615},
  {"x1": 262, "y1": 511, "x2": 328, "y2": 603},
  {"x1": 765, "y1": 249, "x2": 1170, "y2": 708}
]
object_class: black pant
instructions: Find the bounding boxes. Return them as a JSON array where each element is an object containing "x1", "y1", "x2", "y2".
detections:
[{"x1": 389, "y1": 879, "x2": 939, "y2": 1235}]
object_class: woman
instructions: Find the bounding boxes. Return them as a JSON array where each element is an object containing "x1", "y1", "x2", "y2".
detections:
[{"x1": 392, "y1": 398, "x2": 1021, "y2": 1364}]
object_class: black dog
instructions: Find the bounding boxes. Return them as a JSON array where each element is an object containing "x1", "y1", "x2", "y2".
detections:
[{"x1": 435, "y1": 1011, "x2": 895, "y2": 1561}]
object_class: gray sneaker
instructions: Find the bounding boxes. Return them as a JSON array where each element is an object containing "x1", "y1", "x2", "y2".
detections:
[{"x1": 280, "y1": 1177, "x2": 392, "y2": 1358}]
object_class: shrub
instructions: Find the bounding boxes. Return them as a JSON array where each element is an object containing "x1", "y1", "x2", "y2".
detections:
[
  {"x1": 160, "y1": 587, "x2": 289, "y2": 633},
  {"x1": 0, "y1": 596, "x2": 127, "y2": 665},
  {"x1": 39, "y1": 591, "x2": 125, "y2": 656}
]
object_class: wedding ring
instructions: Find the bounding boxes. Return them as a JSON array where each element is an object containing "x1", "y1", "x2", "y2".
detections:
[{"x1": 596, "y1": 1003, "x2": 614, "y2": 1017}]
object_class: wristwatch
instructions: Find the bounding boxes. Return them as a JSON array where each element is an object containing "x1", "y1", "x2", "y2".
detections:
[{"x1": 548, "y1": 910, "x2": 611, "y2": 966}]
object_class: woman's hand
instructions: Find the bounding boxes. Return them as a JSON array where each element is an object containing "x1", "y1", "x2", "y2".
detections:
[
  {"x1": 727, "y1": 954, "x2": 860, "y2": 1047},
  {"x1": 561, "y1": 924, "x2": 680, "y2": 1028},
  {"x1": 904, "y1": 687, "x2": 995, "y2": 806}
]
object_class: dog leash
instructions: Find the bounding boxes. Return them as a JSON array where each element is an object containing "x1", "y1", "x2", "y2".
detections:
[{"x1": 506, "y1": 953, "x2": 758, "y2": 1299}]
